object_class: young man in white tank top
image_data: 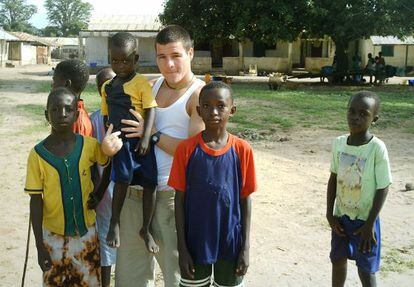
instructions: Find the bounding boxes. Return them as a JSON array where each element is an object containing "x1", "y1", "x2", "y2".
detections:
[{"x1": 104, "y1": 25, "x2": 205, "y2": 287}]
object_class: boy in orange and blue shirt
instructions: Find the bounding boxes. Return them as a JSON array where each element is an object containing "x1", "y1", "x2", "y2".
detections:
[{"x1": 169, "y1": 81, "x2": 257, "y2": 286}]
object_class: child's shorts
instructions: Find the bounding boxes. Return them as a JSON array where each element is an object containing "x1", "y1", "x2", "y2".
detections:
[
  {"x1": 179, "y1": 259, "x2": 243, "y2": 287},
  {"x1": 42, "y1": 225, "x2": 100, "y2": 286},
  {"x1": 330, "y1": 215, "x2": 381, "y2": 274},
  {"x1": 111, "y1": 137, "x2": 157, "y2": 188}
]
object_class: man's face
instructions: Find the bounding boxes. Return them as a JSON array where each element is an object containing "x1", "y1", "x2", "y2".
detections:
[
  {"x1": 156, "y1": 41, "x2": 193, "y2": 85},
  {"x1": 46, "y1": 92, "x2": 78, "y2": 132}
]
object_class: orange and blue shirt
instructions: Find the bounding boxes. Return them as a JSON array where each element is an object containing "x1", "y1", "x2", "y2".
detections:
[
  {"x1": 24, "y1": 135, "x2": 109, "y2": 236},
  {"x1": 168, "y1": 132, "x2": 257, "y2": 264}
]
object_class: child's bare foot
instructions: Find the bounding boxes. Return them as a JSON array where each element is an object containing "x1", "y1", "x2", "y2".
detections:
[
  {"x1": 106, "y1": 222, "x2": 120, "y2": 248},
  {"x1": 139, "y1": 228, "x2": 159, "y2": 253}
]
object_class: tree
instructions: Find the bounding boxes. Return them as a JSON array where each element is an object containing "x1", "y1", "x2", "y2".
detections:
[
  {"x1": 0, "y1": 0, "x2": 37, "y2": 33},
  {"x1": 308, "y1": 0, "x2": 414, "y2": 80},
  {"x1": 45, "y1": 0, "x2": 92, "y2": 37},
  {"x1": 160, "y1": 0, "x2": 309, "y2": 44}
]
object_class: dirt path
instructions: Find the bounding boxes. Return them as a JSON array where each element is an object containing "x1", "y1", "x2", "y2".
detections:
[{"x1": 0, "y1": 65, "x2": 413, "y2": 286}]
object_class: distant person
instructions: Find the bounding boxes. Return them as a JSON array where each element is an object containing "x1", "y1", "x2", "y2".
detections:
[
  {"x1": 52, "y1": 59, "x2": 93, "y2": 136},
  {"x1": 101, "y1": 32, "x2": 159, "y2": 254},
  {"x1": 88, "y1": 67, "x2": 117, "y2": 287},
  {"x1": 374, "y1": 54, "x2": 385, "y2": 84},
  {"x1": 326, "y1": 91, "x2": 392, "y2": 287},
  {"x1": 169, "y1": 82, "x2": 257, "y2": 287},
  {"x1": 25, "y1": 87, "x2": 109, "y2": 286},
  {"x1": 364, "y1": 53, "x2": 375, "y2": 83},
  {"x1": 352, "y1": 52, "x2": 362, "y2": 82}
]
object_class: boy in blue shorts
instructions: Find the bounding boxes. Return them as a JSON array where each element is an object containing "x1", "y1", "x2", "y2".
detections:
[
  {"x1": 101, "y1": 32, "x2": 159, "y2": 253},
  {"x1": 25, "y1": 87, "x2": 109, "y2": 286},
  {"x1": 89, "y1": 67, "x2": 117, "y2": 287},
  {"x1": 169, "y1": 81, "x2": 257, "y2": 286},
  {"x1": 327, "y1": 91, "x2": 392, "y2": 287}
]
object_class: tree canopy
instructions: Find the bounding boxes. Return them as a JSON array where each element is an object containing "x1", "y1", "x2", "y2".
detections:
[
  {"x1": 44, "y1": 0, "x2": 92, "y2": 37},
  {"x1": 0, "y1": 0, "x2": 37, "y2": 33},
  {"x1": 159, "y1": 0, "x2": 309, "y2": 44}
]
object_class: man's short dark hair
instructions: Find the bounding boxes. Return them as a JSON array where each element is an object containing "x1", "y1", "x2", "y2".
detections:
[
  {"x1": 349, "y1": 91, "x2": 380, "y2": 114},
  {"x1": 155, "y1": 25, "x2": 193, "y2": 51},
  {"x1": 54, "y1": 59, "x2": 89, "y2": 94},
  {"x1": 46, "y1": 87, "x2": 76, "y2": 110},
  {"x1": 199, "y1": 81, "x2": 233, "y2": 102},
  {"x1": 110, "y1": 32, "x2": 137, "y2": 52}
]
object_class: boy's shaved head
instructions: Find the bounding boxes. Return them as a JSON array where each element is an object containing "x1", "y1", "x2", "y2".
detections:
[
  {"x1": 156, "y1": 25, "x2": 193, "y2": 51},
  {"x1": 349, "y1": 91, "x2": 380, "y2": 115},
  {"x1": 47, "y1": 87, "x2": 76, "y2": 109},
  {"x1": 54, "y1": 59, "x2": 89, "y2": 94},
  {"x1": 199, "y1": 81, "x2": 233, "y2": 102},
  {"x1": 96, "y1": 67, "x2": 115, "y2": 85},
  {"x1": 110, "y1": 32, "x2": 137, "y2": 52}
]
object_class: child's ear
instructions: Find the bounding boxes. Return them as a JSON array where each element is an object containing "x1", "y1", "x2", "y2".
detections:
[
  {"x1": 44, "y1": 110, "x2": 49, "y2": 122},
  {"x1": 229, "y1": 104, "x2": 237, "y2": 117},
  {"x1": 373, "y1": 114, "x2": 379, "y2": 123},
  {"x1": 135, "y1": 54, "x2": 139, "y2": 62},
  {"x1": 65, "y1": 79, "x2": 72, "y2": 88}
]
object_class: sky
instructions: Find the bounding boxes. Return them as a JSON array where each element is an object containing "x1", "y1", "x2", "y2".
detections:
[{"x1": 27, "y1": 0, "x2": 166, "y2": 28}]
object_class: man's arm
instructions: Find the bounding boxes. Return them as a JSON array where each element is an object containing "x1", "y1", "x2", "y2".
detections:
[
  {"x1": 30, "y1": 194, "x2": 52, "y2": 271},
  {"x1": 236, "y1": 196, "x2": 252, "y2": 276},
  {"x1": 175, "y1": 191, "x2": 195, "y2": 279},
  {"x1": 155, "y1": 88, "x2": 204, "y2": 156}
]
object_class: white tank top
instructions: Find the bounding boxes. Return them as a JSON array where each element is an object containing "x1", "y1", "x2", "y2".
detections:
[{"x1": 152, "y1": 76, "x2": 204, "y2": 190}]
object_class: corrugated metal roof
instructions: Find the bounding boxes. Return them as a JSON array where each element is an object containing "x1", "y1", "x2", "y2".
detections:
[
  {"x1": 370, "y1": 36, "x2": 414, "y2": 45},
  {"x1": 85, "y1": 15, "x2": 161, "y2": 31},
  {"x1": 43, "y1": 37, "x2": 80, "y2": 46},
  {"x1": 8, "y1": 32, "x2": 54, "y2": 46},
  {"x1": 0, "y1": 28, "x2": 19, "y2": 41}
]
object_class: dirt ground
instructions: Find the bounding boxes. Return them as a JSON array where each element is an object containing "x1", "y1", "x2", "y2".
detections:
[{"x1": 1, "y1": 65, "x2": 413, "y2": 287}]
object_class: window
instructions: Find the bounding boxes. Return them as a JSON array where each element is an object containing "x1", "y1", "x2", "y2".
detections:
[{"x1": 381, "y1": 45, "x2": 394, "y2": 57}]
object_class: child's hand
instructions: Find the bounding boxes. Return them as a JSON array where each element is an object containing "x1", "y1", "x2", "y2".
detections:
[
  {"x1": 235, "y1": 248, "x2": 249, "y2": 276},
  {"x1": 178, "y1": 249, "x2": 195, "y2": 279},
  {"x1": 87, "y1": 192, "x2": 101, "y2": 210},
  {"x1": 327, "y1": 215, "x2": 345, "y2": 237},
  {"x1": 37, "y1": 245, "x2": 52, "y2": 272},
  {"x1": 354, "y1": 222, "x2": 376, "y2": 253},
  {"x1": 136, "y1": 137, "x2": 150, "y2": 156}
]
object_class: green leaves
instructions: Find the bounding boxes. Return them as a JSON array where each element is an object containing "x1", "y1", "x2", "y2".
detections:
[
  {"x1": 0, "y1": 0, "x2": 37, "y2": 32},
  {"x1": 44, "y1": 0, "x2": 92, "y2": 37}
]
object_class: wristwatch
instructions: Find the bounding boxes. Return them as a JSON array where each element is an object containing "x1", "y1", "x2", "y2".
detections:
[{"x1": 151, "y1": 131, "x2": 162, "y2": 145}]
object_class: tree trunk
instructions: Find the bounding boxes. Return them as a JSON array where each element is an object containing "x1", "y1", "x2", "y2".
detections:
[{"x1": 332, "y1": 39, "x2": 349, "y2": 83}]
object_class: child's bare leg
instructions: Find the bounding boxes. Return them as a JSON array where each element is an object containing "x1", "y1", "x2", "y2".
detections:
[
  {"x1": 358, "y1": 269, "x2": 376, "y2": 287},
  {"x1": 332, "y1": 257, "x2": 347, "y2": 287},
  {"x1": 107, "y1": 182, "x2": 128, "y2": 248},
  {"x1": 101, "y1": 266, "x2": 111, "y2": 287},
  {"x1": 139, "y1": 186, "x2": 159, "y2": 253}
]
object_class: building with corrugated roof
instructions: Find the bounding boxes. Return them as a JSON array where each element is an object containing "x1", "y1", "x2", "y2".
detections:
[
  {"x1": 6, "y1": 32, "x2": 53, "y2": 65},
  {"x1": 80, "y1": 15, "x2": 161, "y2": 72},
  {"x1": 0, "y1": 29, "x2": 19, "y2": 67}
]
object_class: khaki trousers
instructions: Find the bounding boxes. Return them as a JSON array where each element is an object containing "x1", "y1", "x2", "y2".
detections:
[{"x1": 115, "y1": 186, "x2": 180, "y2": 287}]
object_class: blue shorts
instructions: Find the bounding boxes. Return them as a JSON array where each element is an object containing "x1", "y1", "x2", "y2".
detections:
[
  {"x1": 111, "y1": 137, "x2": 157, "y2": 189},
  {"x1": 330, "y1": 215, "x2": 381, "y2": 274}
]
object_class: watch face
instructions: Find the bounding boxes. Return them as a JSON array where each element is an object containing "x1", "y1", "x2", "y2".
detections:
[{"x1": 152, "y1": 135, "x2": 158, "y2": 142}]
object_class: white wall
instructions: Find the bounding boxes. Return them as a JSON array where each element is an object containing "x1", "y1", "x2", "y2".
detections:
[
  {"x1": 0, "y1": 40, "x2": 8, "y2": 67},
  {"x1": 21, "y1": 43, "x2": 37, "y2": 65},
  {"x1": 137, "y1": 37, "x2": 156, "y2": 66},
  {"x1": 85, "y1": 37, "x2": 109, "y2": 66}
]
